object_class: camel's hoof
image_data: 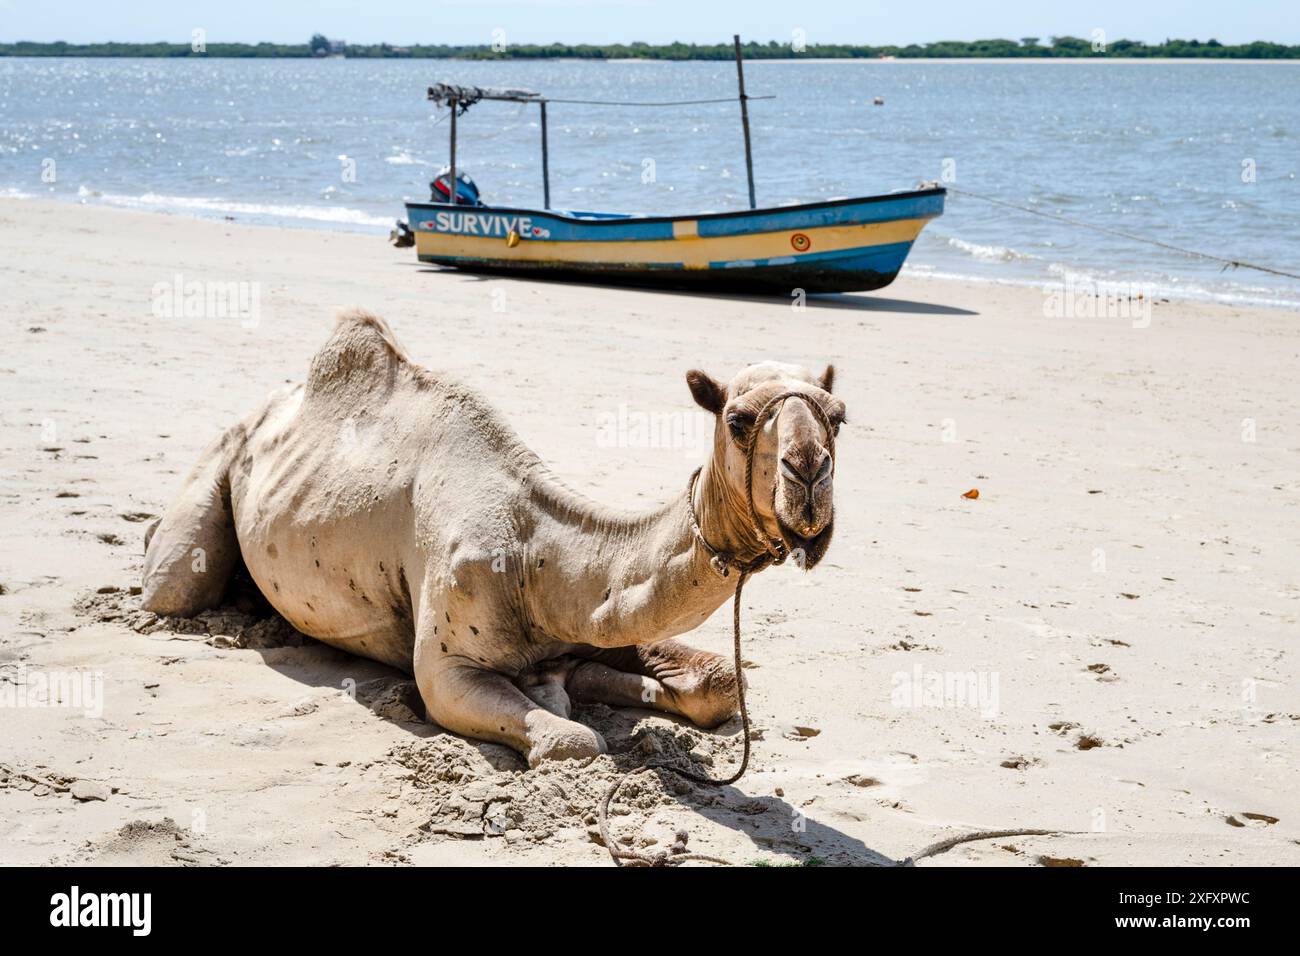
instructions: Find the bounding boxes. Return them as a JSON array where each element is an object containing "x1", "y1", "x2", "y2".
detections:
[{"x1": 527, "y1": 724, "x2": 606, "y2": 767}]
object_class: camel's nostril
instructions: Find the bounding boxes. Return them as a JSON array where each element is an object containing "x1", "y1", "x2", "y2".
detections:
[
  {"x1": 780, "y1": 453, "x2": 831, "y2": 489},
  {"x1": 812, "y1": 455, "x2": 832, "y2": 485},
  {"x1": 779, "y1": 457, "x2": 807, "y2": 486}
]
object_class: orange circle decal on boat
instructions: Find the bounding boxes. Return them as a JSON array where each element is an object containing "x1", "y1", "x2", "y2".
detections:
[{"x1": 791, "y1": 232, "x2": 811, "y2": 252}]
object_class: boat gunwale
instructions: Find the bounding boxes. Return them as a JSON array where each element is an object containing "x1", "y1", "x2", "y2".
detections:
[{"x1": 405, "y1": 186, "x2": 946, "y2": 229}]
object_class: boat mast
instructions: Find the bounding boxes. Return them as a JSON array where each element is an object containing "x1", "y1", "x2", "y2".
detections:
[
  {"x1": 733, "y1": 34, "x2": 757, "y2": 210},
  {"x1": 448, "y1": 94, "x2": 457, "y2": 203},
  {"x1": 540, "y1": 100, "x2": 551, "y2": 208}
]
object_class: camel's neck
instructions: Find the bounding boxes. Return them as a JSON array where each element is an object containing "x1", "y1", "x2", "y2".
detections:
[{"x1": 529, "y1": 451, "x2": 768, "y2": 649}]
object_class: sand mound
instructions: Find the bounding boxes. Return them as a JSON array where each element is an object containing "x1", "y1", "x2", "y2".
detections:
[
  {"x1": 69, "y1": 817, "x2": 225, "y2": 866},
  {"x1": 388, "y1": 702, "x2": 739, "y2": 852},
  {"x1": 75, "y1": 586, "x2": 309, "y2": 649},
  {"x1": 42, "y1": 816, "x2": 225, "y2": 866}
]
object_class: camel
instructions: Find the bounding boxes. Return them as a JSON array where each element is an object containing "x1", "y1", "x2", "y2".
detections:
[{"x1": 141, "y1": 309, "x2": 845, "y2": 766}]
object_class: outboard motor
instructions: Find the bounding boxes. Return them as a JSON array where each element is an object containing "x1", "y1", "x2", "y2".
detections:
[{"x1": 430, "y1": 167, "x2": 483, "y2": 206}]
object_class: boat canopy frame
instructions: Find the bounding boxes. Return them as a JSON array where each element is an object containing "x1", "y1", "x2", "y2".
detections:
[{"x1": 428, "y1": 35, "x2": 775, "y2": 212}]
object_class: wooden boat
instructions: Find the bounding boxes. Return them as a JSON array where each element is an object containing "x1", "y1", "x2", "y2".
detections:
[
  {"x1": 400, "y1": 38, "x2": 944, "y2": 294},
  {"x1": 405, "y1": 190, "x2": 944, "y2": 293}
]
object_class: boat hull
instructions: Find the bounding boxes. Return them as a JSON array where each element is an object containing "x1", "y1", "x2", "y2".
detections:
[{"x1": 404, "y1": 188, "x2": 944, "y2": 294}]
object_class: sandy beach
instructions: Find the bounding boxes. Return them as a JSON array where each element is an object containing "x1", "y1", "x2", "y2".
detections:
[{"x1": 1, "y1": 196, "x2": 1296, "y2": 867}]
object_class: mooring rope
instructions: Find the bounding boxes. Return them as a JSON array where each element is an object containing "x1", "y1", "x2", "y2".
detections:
[
  {"x1": 543, "y1": 94, "x2": 777, "y2": 107},
  {"x1": 940, "y1": 184, "x2": 1300, "y2": 281}
]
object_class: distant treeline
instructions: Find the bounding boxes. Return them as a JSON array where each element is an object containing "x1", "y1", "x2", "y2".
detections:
[{"x1": 3, "y1": 36, "x2": 1299, "y2": 59}]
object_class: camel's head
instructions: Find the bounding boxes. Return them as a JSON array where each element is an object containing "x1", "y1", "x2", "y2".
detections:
[{"x1": 688, "y1": 361, "x2": 846, "y2": 569}]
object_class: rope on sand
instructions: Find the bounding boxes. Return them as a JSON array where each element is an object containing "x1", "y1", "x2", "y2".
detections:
[
  {"x1": 598, "y1": 390, "x2": 833, "y2": 867},
  {"x1": 939, "y1": 184, "x2": 1300, "y2": 281},
  {"x1": 901, "y1": 828, "x2": 1084, "y2": 866},
  {"x1": 596, "y1": 567, "x2": 754, "y2": 867}
]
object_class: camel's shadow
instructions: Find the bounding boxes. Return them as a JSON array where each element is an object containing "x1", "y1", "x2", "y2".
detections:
[
  {"x1": 248, "y1": 620, "x2": 894, "y2": 866},
  {"x1": 578, "y1": 702, "x2": 897, "y2": 866},
  {"x1": 128, "y1": 568, "x2": 893, "y2": 865}
]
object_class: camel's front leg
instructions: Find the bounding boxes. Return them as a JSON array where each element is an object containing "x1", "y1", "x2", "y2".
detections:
[
  {"x1": 416, "y1": 659, "x2": 606, "y2": 768},
  {"x1": 567, "y1": 639, "x2": 742, "y2": 729}
]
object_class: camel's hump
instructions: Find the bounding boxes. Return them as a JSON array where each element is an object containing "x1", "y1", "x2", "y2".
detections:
[{"x1": 305, "y1": 307, "x2": 418, "y2": 399}]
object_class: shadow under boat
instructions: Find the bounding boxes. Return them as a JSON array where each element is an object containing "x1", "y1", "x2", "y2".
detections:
[{"x1": 412, "y1": 261, "x2": 978, "y2": 316}]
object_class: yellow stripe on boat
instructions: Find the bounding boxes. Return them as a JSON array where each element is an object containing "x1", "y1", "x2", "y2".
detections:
[{"x1": 415, "y1": 217, "x2": 929, "y2": 268}]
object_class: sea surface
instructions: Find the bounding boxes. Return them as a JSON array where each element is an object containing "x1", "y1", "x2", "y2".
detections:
[{"x1": 2, "y1": 57, "x2": 1297, "y2": 306}]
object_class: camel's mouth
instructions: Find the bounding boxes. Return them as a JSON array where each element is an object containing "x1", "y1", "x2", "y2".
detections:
[{"x1": 779, "y1": 517, "x2": 834, "y2": 570}]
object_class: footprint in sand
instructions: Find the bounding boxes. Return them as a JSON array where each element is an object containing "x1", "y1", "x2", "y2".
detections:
[
  {"x1": 781, "y1": 724, "x2": 821, "y2": 742},
  {"x1": 842, "y1": 774, "x2": 881, "y2": 788},
  {"x1": 1000, "y1": 755, "x2": 1043, "y2": 770},
  {"x1": 1048, "y1": 721, "x2": 1105, "y2": 750},
  {"x1": 1225, "y1": 812, "x2": 1279, "y2": 828}
]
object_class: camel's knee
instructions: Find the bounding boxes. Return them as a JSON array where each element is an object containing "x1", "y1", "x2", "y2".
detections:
[
  {"x1": 141, "y1": 457, "x2": 240, "y2": 616},
  {"x1": 523, "y1": 716, "x2": 605, "y2": 768},
  {"x1": 142, "y1": 523, "x2": 239, "y2": 616}
]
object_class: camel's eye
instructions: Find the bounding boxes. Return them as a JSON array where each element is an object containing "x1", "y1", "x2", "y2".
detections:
[
  {"x1": 826, "y1": 405, "x2": 846, "y2": 437},
  {"x1": 725, "y1": 411, "x2": 754, "y2": 441}
]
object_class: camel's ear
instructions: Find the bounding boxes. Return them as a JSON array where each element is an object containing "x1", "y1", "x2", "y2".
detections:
[
  {"x1": 818, "y1": 364, "x2": 835, "y2": 394},
  {"x1": 686, "y1": 370, "x2": 726, "y2": 415}
]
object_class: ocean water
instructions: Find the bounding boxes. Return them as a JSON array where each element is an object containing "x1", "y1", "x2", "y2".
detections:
[{"x1": 2, "y1": 57, "x2": 1297, "y2": 306}]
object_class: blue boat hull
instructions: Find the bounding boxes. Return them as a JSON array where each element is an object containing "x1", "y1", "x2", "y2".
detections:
[{"x1": 404, "y1": 187, "x2": 944, "y2": 294}]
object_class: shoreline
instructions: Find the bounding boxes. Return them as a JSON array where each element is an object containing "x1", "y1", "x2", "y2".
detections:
[
  {"x1": 4, "y1": 55, "x2": 1300, "y2": 64},
  {"x1": 6, "y1": 191, "x2": 1296, "y2": 312}
]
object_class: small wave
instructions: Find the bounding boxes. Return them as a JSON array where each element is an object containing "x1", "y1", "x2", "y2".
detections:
[
  {"x1": 907, "y1": 262, "x2": 1300, "y2": 311},
  {"x1": 384, "y1": 151, "x2": 426, "y2": 166},
  {"x1": 89, "y1": 190, "x2": 392, "y2": 227},
  {"x1": 946, "y1": 236, "x2": 1038, "y2": 262},
  {"x1": 0, "y1": 186, "x2": 34, "y2": 199}
]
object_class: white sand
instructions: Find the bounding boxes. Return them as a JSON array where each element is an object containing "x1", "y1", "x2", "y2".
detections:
[{"x1": 1, "y1": 196, "x2": 1296, "y2": 866}]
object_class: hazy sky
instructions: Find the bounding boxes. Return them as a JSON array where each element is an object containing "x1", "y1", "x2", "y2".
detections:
[{"x1": 3, "y1": 0, "x2": 1296, "y2": 46}]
